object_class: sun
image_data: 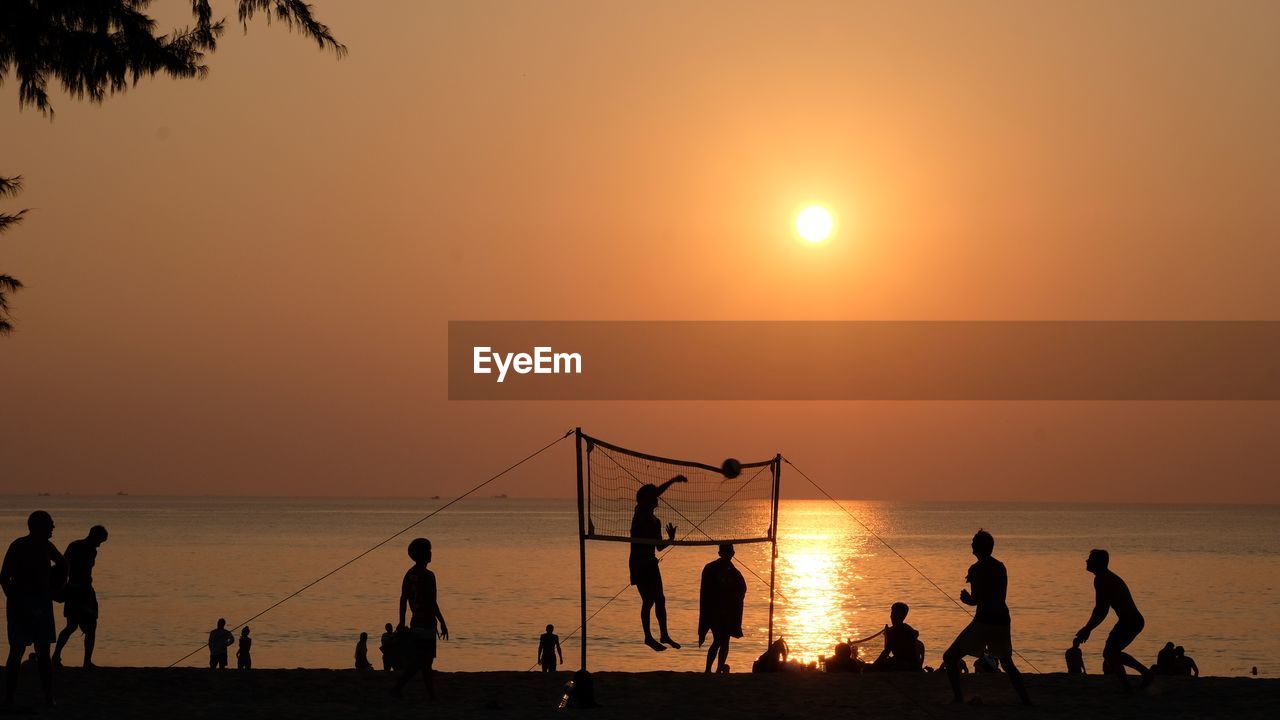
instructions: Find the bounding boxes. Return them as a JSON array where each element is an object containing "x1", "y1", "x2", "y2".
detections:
[{"x1": 796, "y1": 205, "x2": 834, "y2": 243}]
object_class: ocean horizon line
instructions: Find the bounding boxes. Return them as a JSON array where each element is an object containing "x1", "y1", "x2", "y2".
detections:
[{"x1": 1, "y1": 493, "x2": 1275, "y2": 509}]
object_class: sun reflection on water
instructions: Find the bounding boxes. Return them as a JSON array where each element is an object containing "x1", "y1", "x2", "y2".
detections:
[{"x1": 774, "y1": 505, "x2": 874, "y2": 665}]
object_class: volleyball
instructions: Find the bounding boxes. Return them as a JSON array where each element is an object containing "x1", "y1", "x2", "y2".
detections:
[{"x1": 721, "y1": 458, "x2": 742, "y2": 479}]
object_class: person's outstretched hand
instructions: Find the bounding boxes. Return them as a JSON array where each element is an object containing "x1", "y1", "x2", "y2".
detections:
[
  {"x1": 1074, "y1": 628, "x2": 1090, "y2": 645},
  {"x1": 666, "y1": 522, "x2": 677, "y2": 540},
  {"x1": 439, "y1": 622, "x2": 449, "y2": 640},
  {"x1": 959, "y1": 589, "x2": 973, "y2": 605},
  {"x1": 672, "y1": 474, "x2": 688, "y2": 484}
]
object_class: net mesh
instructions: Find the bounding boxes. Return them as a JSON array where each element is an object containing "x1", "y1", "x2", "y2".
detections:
[{"x1": 582, "y1": 433, "x2": 777, "y2": 545}]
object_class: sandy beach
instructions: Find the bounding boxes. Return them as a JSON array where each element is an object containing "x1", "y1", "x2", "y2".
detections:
[{"x1": 4, "y1": 668, "x2": 1272, "y2": 719}]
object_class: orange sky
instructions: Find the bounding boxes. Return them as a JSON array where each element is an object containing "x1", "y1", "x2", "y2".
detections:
[{"x1": 1, "y1": 1, "x2": 1278, "y2": 502}]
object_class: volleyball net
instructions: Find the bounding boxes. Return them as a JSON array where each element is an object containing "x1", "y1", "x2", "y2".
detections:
[{"x1": 579, "y1": 432, "x2": 779, "y2": 546}]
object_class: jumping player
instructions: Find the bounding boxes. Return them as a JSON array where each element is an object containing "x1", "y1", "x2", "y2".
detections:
[{"x1": 630, "y1": 476, "x2": 686, "y2": 651}]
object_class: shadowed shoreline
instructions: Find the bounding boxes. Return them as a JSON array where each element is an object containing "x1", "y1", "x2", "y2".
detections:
[{"x1": 8, "y1": 668, "x2": 1275, "y2": 719}]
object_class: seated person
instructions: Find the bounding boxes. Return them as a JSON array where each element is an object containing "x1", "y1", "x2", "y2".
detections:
[
  {"x1": 871, "y1": 602, "x2": 924, "y2": 671},
  {"x1": 973, "y1": 652, "x2": 1001, "y2": 673},
  {"x1": 1173, "y1": 646, "x2": 1199, "y2": 677},
  {"x1": 824, "y1": 641, "x2": 865, "y2": 673},
  {"x1": 1066, "y1": 638, "x2": 1086, "y2": 674},
  {"x1": 752, "y1": 637, "x2": 789, "y2": 673},
  {"x1": 1154, "y1": 641, "x2": 1177, "y2": 674},
  {"x1": 355, "y1": 632, "x2": 374, "y2": 671}
]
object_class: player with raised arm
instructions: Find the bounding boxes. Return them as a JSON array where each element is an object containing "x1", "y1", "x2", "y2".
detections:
[{"x1": 630, "y1": 475, "x2": 686, "y2": 652}]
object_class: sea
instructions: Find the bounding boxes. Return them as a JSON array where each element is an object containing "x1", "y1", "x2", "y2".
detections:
[{"x1": 0, "y1": 497, "x2": 1275, "y2": 676}]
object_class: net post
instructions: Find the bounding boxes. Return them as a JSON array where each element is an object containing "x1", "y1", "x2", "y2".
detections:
[
  {"x1": 575, "y1": 427, "x2": 589, "y2": 670},
  {"x1": 768, "y1": 454, "x2": 782, "y2": 646}
]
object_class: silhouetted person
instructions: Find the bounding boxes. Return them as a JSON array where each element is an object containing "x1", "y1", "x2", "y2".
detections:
[
  {"x1": 1075, "y1": 549, "x2": 1151, "y2": 691},
  {"x1": 752, "y1": 637, "x2": 789, "y2": 673},
  {"x1": 629, "y1": 476, "x2": 686, "y2": 652},
  {"x1": 872, "y1": 602, "x2": 923, "y2": 672},
  {"x1": 538, "y1": 624, "x2": 563, "y2": 672},
  {"x1": 1155, "y1": 641, "x2": 1177, "y2": 674},
  {"x1": 824, "y1": 641, "x2": 864, "y2": 673},
  {"x1": 380, "y1": 622, "x2": 397, "y2": 672},
  {"x1": 392, "y1": 538, "x2": 448, "y2": 700},
  {"x1": 356, "y1": 632, "x2": 374, "y2": 671},
  {"x1": 699, "y1": 543, "x2": 746, "y2": 674},
  {"x1": 2, "y1": 511, "x2": 66, "y2": 707},
  {"x1": 1066, "y1": 638, "x2": 1086, "y2": 674},
  {"x1": 974, "y1": 653, "x2": 1000, "y2": 673},
  {"x1": 942, "y1": 529, "x2": 1031, "y2": 705},
  {"x1": 236, "y1": 627, "x2": 252, "y2": 669},
  {"x1": 1173, "y1": 646, "x2": 1199, "y2": 677},
  {"x1": 52, "y1": 525, "x2": 107, "y2": 669},
  {"x1": 207, "y1": 618, "x2": 234, "y2": 669}
]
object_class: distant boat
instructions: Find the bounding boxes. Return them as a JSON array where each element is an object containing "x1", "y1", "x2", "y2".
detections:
[
  {"x1": 37, "y1": 492, "x2": 51, "y2": 497},
  {"x1": 429, "y1": 495, "x2": 441, "y2": 500},
  {"x1": 491, "y1": 493, "x2": 508, "y2": 499},
  {"x1": 116, "y1": 491, "x2": 129, "y2": 496}
]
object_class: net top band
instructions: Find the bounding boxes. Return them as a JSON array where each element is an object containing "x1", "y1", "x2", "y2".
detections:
[{"x1": 582, "y1": 432, "x2": 777, "y2": 474}]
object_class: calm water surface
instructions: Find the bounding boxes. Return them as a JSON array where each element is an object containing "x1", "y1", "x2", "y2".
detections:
[{"x1": 1, "y1": 497, "x2": 1275, "y2": 676}]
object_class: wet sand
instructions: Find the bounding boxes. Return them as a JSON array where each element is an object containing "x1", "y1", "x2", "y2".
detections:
[{"x1": 6, "y1": 668, "x2": 1275, "y2": 719}]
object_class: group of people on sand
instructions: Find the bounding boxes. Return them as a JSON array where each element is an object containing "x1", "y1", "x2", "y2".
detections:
[
  {"x1": 206, "y1": 618, "x2": 251, "y2": 669},
  {"x1": 353, "y1": 620, "x2": 449, "y2": 673},
  {"x1": 0, "y1": 498, "x2": 1213, "y2": 709},
  {"x1": 354, "y1": 623, "x2": 399, "y2": 672},
  {"x1": 1, "y1": 512, "x2": 108, "y2": 708},
  {"x1": 627, "y1": 477, "x2": 1183, "y2": 706}
]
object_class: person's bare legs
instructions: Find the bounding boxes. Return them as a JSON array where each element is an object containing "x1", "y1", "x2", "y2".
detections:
[
  {"x1": 1000, "y1": 656, "x2": 1032, "y2": 705},
  {"x1": 393, "y1": 654, "x2": 421, "y2": 697},
  {"x1": 53, "y1": 621, "x2": 78, "y2": 665},
  {"x1": 943, "y1": 648, "x2": 965, "y2": 703},
  {"x1": 655, "y1": 596, "x2": 680, "y2": 649},
  {"x1": 716, "y1": 636, "x2": 730, "y2": 672},
  {"x1": 34, "y1": 642, "x2": 54, "y2": 706},
  {"x1": 82, "y1": 621, "x2": 97, "y2": 667},
  {"x1": 640, "y1": 592, "x2": 664, "y2": 651},
  {"x1": 704, "y1": 636, "x2": 722, "y2": 673},
  {"x1": 421, "y1": 660, "x2": 435, "y2": 701},
  {"x1": 1105, "y1": 650, "x2": 1150, "y2": 691},
  {"x1": 4, "y1": 644, "x2": 24, "y2": 706}
]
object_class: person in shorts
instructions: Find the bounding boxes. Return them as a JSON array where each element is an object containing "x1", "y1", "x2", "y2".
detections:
[
  {"x1": 942, "y1": 529, "x2": 1031, "y2": 705},
  {"x1": 630, "y1": 476, "x2": 686, "y2": 652},
  {"x1": 392, "y1": 538, "x2": 448, "y2": 700},
  {"x1": 207, "y1": 618, "x2": 234, "y2": 669},
  {"x1": 53, "y1": 525, "x2": 108, "y2": 668},
  {"x1": 2, "y1": 511, "x2": 66, "y2": 707},
  {"x1": 1075, "y1": 548, "x2": 1152, "y2": 691},
  {"x1": 537, "y1": 624, "x2": 563, "y2": 672}
]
